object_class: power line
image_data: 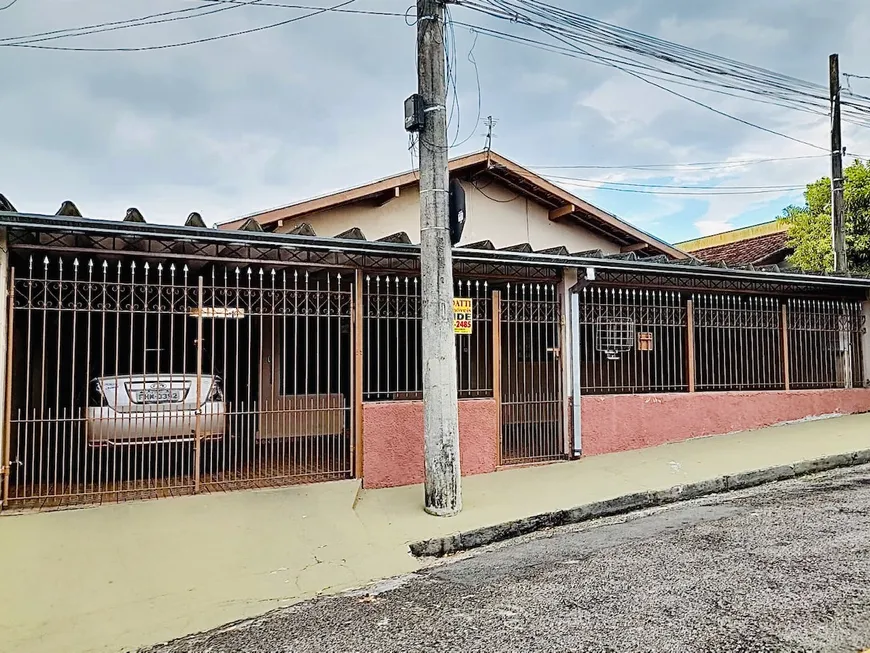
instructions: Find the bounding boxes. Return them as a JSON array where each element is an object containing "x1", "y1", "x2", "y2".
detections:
[
  {"x1": 0, "y1": 0, "x2": 21, "y2": 9},
  {"x1": 544, "y1": 180, "x2": 804, "y2": 197},
  {"x1": 460, "y1": 19, "x2": 829, "y2": 150},
  {"x1": 195, "y1": 0, "x2": 404, "y2": 16},
  {"x1": 0, "y1": 0, "x2": 359, "y2": 51},
  {"x1": 457, "y1": 0, "x2": 870, "y2": 130},
  {"x1": 541, "y1": 174, "x2": 805, "y2": 191},
  {"x1": 528, "y1": 154, "x2": 830, "y2": 172},
  {"x1": 0, "y1": 1, "x2": 264, "y2": 46}
]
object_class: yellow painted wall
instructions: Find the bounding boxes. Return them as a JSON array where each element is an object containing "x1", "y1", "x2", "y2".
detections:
[{"x1": 275, "y1": 179, "x2": 620, "y2": 253}]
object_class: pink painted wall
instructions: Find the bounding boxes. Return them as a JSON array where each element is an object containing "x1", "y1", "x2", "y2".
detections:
[
  {"x1": 362, "y1": 398, "x2": 499, "y2": 489},
  {"x1": 581, "y1": 388, "x2": 870, "y2": 456}
]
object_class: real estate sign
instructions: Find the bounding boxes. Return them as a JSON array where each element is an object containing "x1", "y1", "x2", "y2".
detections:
[{"x1": 453, "y1": 298, "x2": 473, "y2": 335}]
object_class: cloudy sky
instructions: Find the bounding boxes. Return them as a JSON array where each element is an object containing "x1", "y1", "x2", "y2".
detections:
[{"x1": 2, "y1": 0, "x2": 870, "y2": 244}]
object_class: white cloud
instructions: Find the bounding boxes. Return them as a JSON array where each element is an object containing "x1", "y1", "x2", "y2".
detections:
[
  {"x1": 695, "y1": 220, "x2": 735, "y2": 236},
  {"x1": 2, "y1": 0, "x2": 870, "y2": 244}
]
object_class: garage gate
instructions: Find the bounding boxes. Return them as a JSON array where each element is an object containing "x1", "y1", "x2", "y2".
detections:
[{"x1": 4, "y1": 254, "x2": 355, "y2": 508}]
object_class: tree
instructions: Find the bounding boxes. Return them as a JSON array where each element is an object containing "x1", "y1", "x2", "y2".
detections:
[{"x1": 780, "y1": 159, "x2": 870, "y2": 273}]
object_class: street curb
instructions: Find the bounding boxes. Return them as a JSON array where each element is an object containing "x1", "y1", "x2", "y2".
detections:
[{"x1": 408, "y1": 449, "x2": 870, "y2": 558}]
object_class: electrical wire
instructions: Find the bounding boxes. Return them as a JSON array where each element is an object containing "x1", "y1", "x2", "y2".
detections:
[
  {"x1": 195, "y1": 0, "x2": 404, "y2": 16},
  {"x1": 0, "y1": 0, "x2": 359, "y2": 51},
  {"x1": 456, "y1": 0, "x2": 870, "y2": 130},
  {"x1": 448, "y1": 24, "x2": 483, "y2": 148},
  {"x1": 0, "y1": 0, "x2": 265, "y2": 46},
  {"x1": 0, "y1": 0, "x2": 20, "y2": 9},
  {"x1": 541, "y1": 174, "x2": 805, "y2": 191},
  {"x1": 544, "y1": 181, "x2": 804, "y2": 197},
  {"x1": 528, "y1": 154, "x2": 830, "y2": 172}
]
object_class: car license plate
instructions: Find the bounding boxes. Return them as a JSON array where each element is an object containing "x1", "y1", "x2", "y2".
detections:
[{"x1": 137, "y1": 389, "x2": 181, "y2": 403}]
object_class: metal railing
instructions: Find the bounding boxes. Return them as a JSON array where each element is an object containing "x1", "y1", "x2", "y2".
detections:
[
  {"x1": 5, "y1": 256, "x2": 355, "y2": 508},
  {"x1": 499, "y1": 282, "x2": 564, "y2": 465},
  {"x1": 575, "y1": 287, "x2": 688, "y2": 394},
  {"x1": 787, "y1": 298, "x2": 864, "y2": 389},
  {"x1": 361, "y1": 276, "x2": 492, "y2": 401},
  {"x1": 575, "y1": 286, "x2": 865, "y2": 395},
  {"x1": 694, "y1": 294, "x2": 784, "y2": 391}
]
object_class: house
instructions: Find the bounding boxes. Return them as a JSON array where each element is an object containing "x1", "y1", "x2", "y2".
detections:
[
  {"x1": 219, "y1": 151, "x2": 688, "y2": 260},
  {"x1": 0, "y1": 154, "x2": 868, "y2": 511},
  {"x1": 677, "y1": 220, "x2": 792, "y2": 267}
]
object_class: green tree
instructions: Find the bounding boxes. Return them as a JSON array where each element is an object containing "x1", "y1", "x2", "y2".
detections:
[{"x1": 780, "y1": 159, "x2": 870, "y2": 273}]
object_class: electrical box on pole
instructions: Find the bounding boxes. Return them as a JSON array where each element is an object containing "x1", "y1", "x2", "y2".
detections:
[{"x1": 404, "y1": 94, "x2": 425, "y2": 133}]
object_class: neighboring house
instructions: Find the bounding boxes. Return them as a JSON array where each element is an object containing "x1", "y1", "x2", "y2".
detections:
[
  {"x1": 219, "y1": 150, "x2": 688, "y2": 260},
  {"x1": 677, "y1": 220, "x2": 792, "y2": 267}
]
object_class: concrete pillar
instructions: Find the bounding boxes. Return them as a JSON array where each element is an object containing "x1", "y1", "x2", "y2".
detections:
[
  {"x1": 0, "y1": 227, "x2": 8, "y2": 496},
  {"x1": 561, "y1": 268, "x2": 581, "y2": 457},
  {"x1": 862, "y1": 292, "x2": 870, "y2": 387}
]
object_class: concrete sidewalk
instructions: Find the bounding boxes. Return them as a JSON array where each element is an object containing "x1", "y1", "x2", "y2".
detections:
[{"x1": 1, "y1": 414, "x2": 869, "y2": 653}]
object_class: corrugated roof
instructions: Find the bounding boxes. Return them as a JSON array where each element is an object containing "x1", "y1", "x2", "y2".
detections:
[{"x1": 1, "y1": 209, "x2": 868, "y2": 291}]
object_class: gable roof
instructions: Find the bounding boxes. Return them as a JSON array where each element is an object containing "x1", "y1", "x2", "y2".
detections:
[
  {"x1": 678, "y1": 221, "x2": 792, "y2": 266},
  {"x1": 218, "y1": 150, "x2": 688, "y2": 259}
]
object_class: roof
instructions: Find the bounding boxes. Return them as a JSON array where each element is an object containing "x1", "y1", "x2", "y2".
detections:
[
  {"x1": 218, "y1": 150, "x2": 689, "y2": 260},
  {"x1": 677, "y1": 221, "x2": 792, "y2": 266},
  {"x1": 688, "y1": 231, "x2": 791, "y2": 266},
  {"x1": 2, "y1": 210, "x2": 869, "y2": 294}
]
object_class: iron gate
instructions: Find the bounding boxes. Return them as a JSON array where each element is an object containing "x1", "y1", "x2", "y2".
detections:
[
  {"x1": 4, "y1": 255, "x2": 355, "y2": 508},
  {"x1": 498, "y1": 282, "x2": 565, "y2": 465}
]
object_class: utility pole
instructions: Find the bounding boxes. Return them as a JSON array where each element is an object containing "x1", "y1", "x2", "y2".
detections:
[
  {"x1": 830, "y1": 53, "x2": 848, "y2": 275},
  {"x1": 417, "y1": 0, "x2": 462, "y2": 516}
]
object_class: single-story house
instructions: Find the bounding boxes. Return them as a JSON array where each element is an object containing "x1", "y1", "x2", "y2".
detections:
[{"x1": 0, "y1": 152, "x2": 867, "y2": 510}]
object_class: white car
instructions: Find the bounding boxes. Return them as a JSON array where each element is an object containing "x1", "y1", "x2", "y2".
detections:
[{"x1": 86, "y1": 374, "x2": 226, "y2": 445}]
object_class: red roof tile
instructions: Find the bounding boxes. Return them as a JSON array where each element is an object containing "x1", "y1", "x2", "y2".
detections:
[{"x1": 690, "y1": 231, "x2": 791, "y2": 265}]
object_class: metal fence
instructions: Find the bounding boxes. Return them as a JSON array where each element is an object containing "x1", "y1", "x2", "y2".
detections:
[
  {"x1": 694, "y1": 294, "x2": 785, "y2": 391},
  {"x1": 361, "y1": 276, "x2": 565, "y2": 466},
  {"x1": 575, "y1": 287, "x2": 688, "y2": 394},
  {"x1": 787, "y1": 298, "x2": 864, "y2": 389},
  {"x1": 5, "y1": 255, "x2": 354, "y2": 508},
  {"x1": 575, "y1": 286, "x2": 865, "y2": 395},
  {"x1": 499, "y1": 282, "x2": 564, "y2": 465},
  {"x1": 362, "y1": 276, "x2": 492, "y2": 401}
]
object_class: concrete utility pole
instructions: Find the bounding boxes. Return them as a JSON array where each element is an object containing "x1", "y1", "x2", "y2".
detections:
[
  {"x1": 830, "y1": 53, "x2": 848, "y2": 275},
  {"x1": 417, "y1": 0, "x2": 462, "y2": 516}
]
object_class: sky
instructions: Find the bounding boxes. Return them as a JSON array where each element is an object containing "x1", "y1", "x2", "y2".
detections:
[{"x1": 2, "y1": 0, "x2": 870, "y2": 245}]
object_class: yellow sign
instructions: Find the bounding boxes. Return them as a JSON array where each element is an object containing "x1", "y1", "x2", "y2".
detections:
[{"x1": 453, "y1": 298, "x2": 473, "y2": 334}]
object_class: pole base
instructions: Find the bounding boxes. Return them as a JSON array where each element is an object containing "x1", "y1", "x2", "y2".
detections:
[{"x1": 424, "y1": 504, "x2": 461, "y2": 518}]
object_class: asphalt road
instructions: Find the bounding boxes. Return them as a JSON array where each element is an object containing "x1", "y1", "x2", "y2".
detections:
[{"x1": 143, "y1": 464, "x2": 870, "y2": 653}]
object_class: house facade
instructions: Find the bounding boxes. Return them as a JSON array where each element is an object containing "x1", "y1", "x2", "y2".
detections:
[{"x1": 0, "y1": 154, "x2": 868, "y2": 510}]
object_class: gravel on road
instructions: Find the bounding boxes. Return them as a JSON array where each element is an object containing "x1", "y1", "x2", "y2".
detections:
[{"x1": 142, "y1": 464, "x2": 870, "y2": 653}]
